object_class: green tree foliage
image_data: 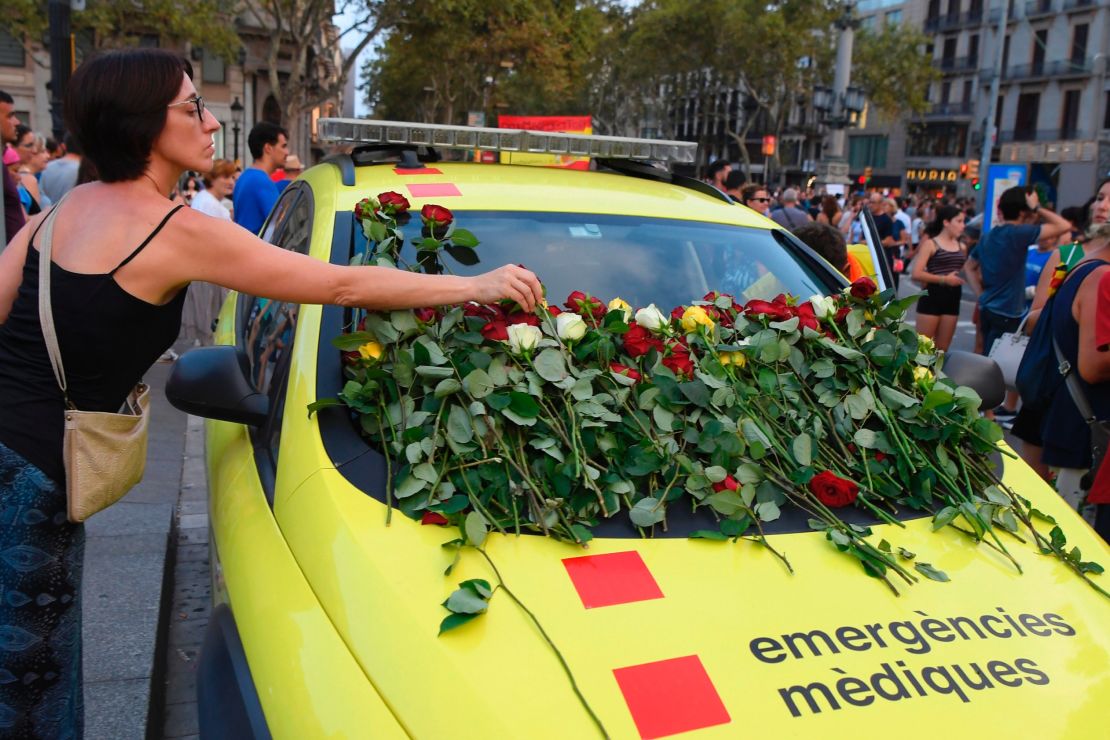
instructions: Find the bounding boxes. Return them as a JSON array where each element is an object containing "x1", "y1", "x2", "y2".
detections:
[
  {"x1": 852, "y1": 22, "x2": 939, "y2": 122},
  {"x1": 364, "y1": 0, "x2": 608, "y2": 125},
  {"x1": 5, "y1": 0, "x2": 240, "y2": 61}
]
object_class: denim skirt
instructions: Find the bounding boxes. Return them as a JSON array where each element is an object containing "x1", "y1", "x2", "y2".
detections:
[{"x1": 0, "y1": 442, "x2": 83, "y2": 739}]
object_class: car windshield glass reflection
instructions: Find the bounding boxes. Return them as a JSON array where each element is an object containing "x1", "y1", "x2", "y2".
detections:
[{"x1": 352, "y1": 211, "x2": 834, "y2": 307}]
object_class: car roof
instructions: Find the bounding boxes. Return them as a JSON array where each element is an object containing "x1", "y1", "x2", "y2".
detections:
[{"x1": 312, "y1": 160, "x2": 778, "y2": 228}]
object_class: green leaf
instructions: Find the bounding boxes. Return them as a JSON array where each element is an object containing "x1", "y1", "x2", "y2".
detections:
[
  {"x1": 705, "y1": 466, "x2": 728, "y2": 484},
  {"x1": 706, "y1": 490, "x2": 744, "y2": 516},
  {"x1": 721, "y1": 516, "x2": 752, "y2": 537},
  {"x1": 413, "y1": 463, "x2": 438, "y2": 483},
  {"x1": 394, "y1": 474, "x2": 427, "y2": 499},
  {"x1": 449, "y1": 228, "x2": 480, "y2": 248},
  {"x1": 653, "y1": 405, "x2": 675, "y2": 431},
  {"x1": 306, "y1": 397, "x2": 343, "y2": 416},
  {"x1": 914, "y1": 562, "x2": 951, "y2": 582},
  {"x1": 792, "y1": 433, "x2": 813, "y2": 466},
  {"x1": 689, "y1": 530, "x2": 729, "y2": 541},
  {"x1": 416, "y1": 365, "x2": 454, "y2": 379},
  {"x1": 879, "y1": 385, "x2": 917, "y2": 409},
  {"x1": 447, "y1": 404, "x2": 474, "y2": 445},
  {"x1": 463, "y1": 368, "x2": 495, "y2": 398},
  {"x1": 434, "y1": 379, "x2": 462, "y2": 398},
  {"x1": 508, "y1": 391, "x2": 541, "y2": 419},
  {"x1": 754, "y1": 500, "x2": 781, "y2": 522},
  {"x1": 438, "y1": 612, "x2": 481, "y2": 635},
  {"x1": 368, "y1": 219, "x2": 387, "y2": 243},
  {"x1": 465, "y1": 511, "x2": 489, "y2": 548},
  {"x1": 331, "y1": 331, "x2": 383, "y2": 350},
  {"x1": 444, "y1": 588, "x2": 488, "y2": 615},
  {"x1": 932, "y1": 506, "x2": 959, "y2": 531},
  {"x1": 533, "y1": 348, "x2": 568, "y2": 382},
  {"x1": 679, "y1": 379, "x2": 711, "y2": 407},
  {"x1": 898, "y1": 547, "x2": 916, "y2": 560},
  {"x1": 629, "y1": 497, "x2": 666, "y2": 527}
]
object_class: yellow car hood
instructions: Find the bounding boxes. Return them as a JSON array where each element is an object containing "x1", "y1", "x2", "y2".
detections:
[{"x1": 276, "y1": 455, "x2": 1110, "y2": 740}]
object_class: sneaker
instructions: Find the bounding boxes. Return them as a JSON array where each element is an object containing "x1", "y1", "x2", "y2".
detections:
[{"x1": 992, "y1": 405, "x2": 1018, "y2": 419}]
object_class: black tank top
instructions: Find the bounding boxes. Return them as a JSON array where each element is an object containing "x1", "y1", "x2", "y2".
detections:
[{"x1": 0, "y1": 206, "x2": 188, "y2": 485}]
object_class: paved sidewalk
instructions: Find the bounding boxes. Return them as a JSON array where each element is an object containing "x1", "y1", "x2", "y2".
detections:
[{"x1": 81, "y1": 352, "x2": 187, "y2": 739}]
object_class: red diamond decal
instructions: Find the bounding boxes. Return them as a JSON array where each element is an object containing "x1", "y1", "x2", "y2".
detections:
[
  {"x1": 405, "y1": 183, "x2": 461, "y2": 197},
  {"x1": 613, "y1": 655, "x2": 731, "y2": 739},
  {"x1": 562, "y1": 551, "x2": 663, "y2": 609}
]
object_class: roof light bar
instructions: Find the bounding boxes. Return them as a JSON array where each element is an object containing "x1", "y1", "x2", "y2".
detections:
[{"x1": 317, "y1": 118, "x2": 697, "y2": 164}]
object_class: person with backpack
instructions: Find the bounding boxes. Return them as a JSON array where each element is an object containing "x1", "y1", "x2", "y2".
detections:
[{"x1": 1014, "y1": 178, "x2": 1110, "y2": 538}]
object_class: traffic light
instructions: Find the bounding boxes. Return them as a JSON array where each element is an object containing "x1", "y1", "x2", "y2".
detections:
[
  {"x1": 857, "y1": 175, "x2": 867, "y2": 185},
  {"x1": 967, "y1": 159, "x2": 980, "y2": 180},
  {"x1": 863, "y1": 166, "x2": 873, "y2": 185},
  {"x1": 959, "y1": 162, "x2": 969, "y2": 178},
  {"x1": 971, "y1": 177, "x2": 982, "y2": 191}
]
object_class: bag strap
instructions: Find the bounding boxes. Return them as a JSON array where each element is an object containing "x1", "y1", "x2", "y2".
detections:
[{"x1": 36, "y1": 193, "x2": 73, "y2": 407}]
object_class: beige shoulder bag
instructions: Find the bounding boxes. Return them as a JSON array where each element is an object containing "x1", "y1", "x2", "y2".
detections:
[{"x1": 37, "y1": 197, "x2": 150, "y2": 523}]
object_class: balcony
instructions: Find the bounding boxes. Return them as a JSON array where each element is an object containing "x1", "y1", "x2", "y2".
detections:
[
  {"x1": 1003, "y1": 58, "x2": 1093, "y2": 80},
  {"x1": 1062, "y1": 0, "x2": 1097, "y2": 11},
  {"x1": 938, "y1": 55, "x2": 979, "y2": 74},
  {"x1": 926, "y1": 101, "x2": 975, "y2": 118},
  {"x1": 1025, "y1": 0, "x2": 1056, "y2": 18},
  {"x1": 924, "y1": 10, "x2": 986, "y2": 32},
  {"x1": 987, "y1": 3, "x2": 1022, "y2": 22},
  {"x1": 998, "y1": 128, "x2": 1090, "y2": 142}
]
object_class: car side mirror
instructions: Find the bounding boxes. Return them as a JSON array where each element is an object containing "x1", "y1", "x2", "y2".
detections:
[
  {"x1": 941, "y1": 350, "x2": 1005, "y2": 412},
  {"x1": 166, "y1": 346, "x2": 270, "y2": 426}
]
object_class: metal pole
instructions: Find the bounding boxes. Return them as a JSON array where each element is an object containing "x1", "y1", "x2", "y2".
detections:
[
  {"x1": 979, "y1": 0, "x2": 1010, "y2": 205},
  {"x1": 828, "y1": 7, "x2": 855, "y2": 162},
  {"x1": 48, "y1": 0, "x2": 72, "y2": 143}
]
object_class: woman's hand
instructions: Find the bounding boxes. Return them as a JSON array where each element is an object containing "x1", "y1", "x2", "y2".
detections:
[
  {"x1": 469, "y1": 264, "x2": 544, "y2": 311},
  {"x1": 944, "y1": 273, "x2": 965, "y2": 287}
]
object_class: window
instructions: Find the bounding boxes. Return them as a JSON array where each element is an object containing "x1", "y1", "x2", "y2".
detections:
[
  {"x1": 968, "y1": 34, "x2": 979, "y2": 66},
  {"x1": 946, "y1": 0, "x2": 961, "y2": 18},
  {"x1": 1015, "y1": 92, "x2": 1040, "y2": 139},
  {"x1": 885, "y1": 9, "x2": 903, "y2": 23},
  {"x1": 1002, "y1": 36, "x2": 1011, "y2": 71},
  {"x1": 202, "y1": 48, "x2": 226, "y2": 84},
  {"x1": 1060, "y1": 89, "x2": 1081, "y2": 138},
  {"x1": 962, "y1": 80, "x2": 973, "y2": 105},
  {"x1": 928, "y1": 0, "x2": 942, "y2": 20},
  {"x1": 942, "y1": 37, "x2": 957, "y2": 63},
  {"x1": 1032, "y1": 28, "x2": 1047, "y2": 73},
  {"x1": 1071, "y1": 24, "x2": 1088, "y2": 63},
  {"x1": 995, "y1": 94, "x2": 1004, "y2": 132},
  {"x1": 848, "y1": 135, "x2": 888, "y2": 169},
  {"x1": 941, "y1": 81, "x2": 951, "y2": 104},
  {"x1": 239, "y1": 186, "x2": 314, "y2": 469},
  {"x1": 906, "y1": 122, "x2": 968, "y2": 157},
  {"x1": 0, "y1": 29, "x2": 25, "y2": 68},
  {"x1": 969, "y1": 0, "x2": 983, "y2": 19}
]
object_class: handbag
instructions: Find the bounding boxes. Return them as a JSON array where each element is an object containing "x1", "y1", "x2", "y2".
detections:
[
  {"x1": 989, "y1": 313, "x2": 1030, "y2": 391},
  {"x1": 1054, "y1": 338, "x2": 1110, "y2": 499},
  {"x1": 37, "y1": 196, "x2": 150, "y2": 523}
]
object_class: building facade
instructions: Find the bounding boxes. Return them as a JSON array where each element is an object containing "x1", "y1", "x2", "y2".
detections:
[{"x1": 850, "y1": 0, "x2": 1110, "y2": 207}]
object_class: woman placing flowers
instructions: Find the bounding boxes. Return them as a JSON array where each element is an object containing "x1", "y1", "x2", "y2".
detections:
[{"x1": 0, "y1": 49, "x2": 540, "y2": 736}]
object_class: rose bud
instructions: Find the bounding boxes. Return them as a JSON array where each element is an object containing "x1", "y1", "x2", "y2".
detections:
[
  {"x1": 634, "y1": 304, "x2": 669, "y2": 333},
  {"x1": 607, "y1": 297, "x2": 632, "y2": 322},
  {"x1": 712, "y1": 475, "x2": 740, "y2": 493},
  {"x1": 507, "y1": 323, "x2": 542, "y2": 355},
  {"x1": 377, "y1": 191, "x2": 411, "y2": 215},
  {"x1": 556, "y1": 312, "x2": 587, "y2": 341},
  {"x1": 849, "y1": 276, "x2": 878, "y2": 300}
]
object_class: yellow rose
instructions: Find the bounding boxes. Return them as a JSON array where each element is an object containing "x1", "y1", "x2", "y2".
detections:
[
  {"x1": 912, "y1": 366, "x2": 934, "y2": 384},
  {"x1": 917, "y1": 334, "x2": 936, "y2": 354},
  {"x1": 681, "y1": 305, "x2": 714, "y2": 333},
  {"x1": 608, "y1": 297, "x2": 632, "y2": 321},
  {"x1": 358, "y1": 341, "x2": 384, "y2": 361},
  {"x1": 719, "y1": 351, "x2": 747, "y2": 368}
]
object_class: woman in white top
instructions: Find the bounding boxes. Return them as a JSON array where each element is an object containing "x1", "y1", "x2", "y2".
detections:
[{"x1": 181, "y1": 159, "x2": 238, "y2": 344}]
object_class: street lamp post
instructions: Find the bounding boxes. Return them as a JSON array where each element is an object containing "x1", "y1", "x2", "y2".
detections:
[
  {"x1": 230, "y1": 97, "x2": 244, "y2": 163},
  {"x1": 813, "y1": 1, "x2": 864, "y2": 192},
  {"x1": 47, "y1": 0, "x2": 73, "y2": 143}
]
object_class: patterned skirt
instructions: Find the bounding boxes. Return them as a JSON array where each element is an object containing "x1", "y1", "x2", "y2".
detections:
[{"x1": 0, "y1": 442, "x2": 83, "y2": 739}]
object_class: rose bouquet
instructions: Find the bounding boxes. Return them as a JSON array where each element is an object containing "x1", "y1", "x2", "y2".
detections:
[{"x1": 320, "y1": 194, "x2": 1107, "y2": 602}]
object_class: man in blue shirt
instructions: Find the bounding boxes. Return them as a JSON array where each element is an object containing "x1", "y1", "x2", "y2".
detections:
[
  {"x1": 966, "y1": 186, "x2": 1071, "y2": 355},
  {"x1": 233, "y1": 121, "x2": 289, "y2": 234}
]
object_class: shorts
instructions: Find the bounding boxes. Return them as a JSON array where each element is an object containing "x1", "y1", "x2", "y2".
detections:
[
  {"x1": 979, "y1": 307, "x2": 1022, "y2": 357},
  {"x1": 917, "y1": 283, "x2": 962, "y2": 316},
  {"x1": 1010, "y1": 405, "x2": 1044, "y2": 447}
]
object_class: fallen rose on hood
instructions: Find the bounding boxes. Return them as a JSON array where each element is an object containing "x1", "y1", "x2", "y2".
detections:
[
  {"x1": 464, "y1": 302, "x2": 502, "y2": 320},
  {"x1": 358, "y1": 341, "x2": 384, "y2": 361},
  {"x1": 420, "y1": 512, "x2": 449, "y2": 526},
  {"x1": 681, "y1": 305, "x2": 715, "y2": 333},
  {"x1": 607, "y1": 297, "x2": 632, "y2": 321},
  {"x1": 662, "y1": 346, "x2": 695, "y2": 379},
  {"x1": 712, "y1": 475, "x2": 740, "y2": 492},
  {"x1": 420, "y1": 203, "x2": 454, "y2": 228},
  {"x1": 609, "y1": 363, "x2": 642, "y2": 383},
  {"x1": 546, "y1": 305, "x2": 563, "y2": 317},
  {"x1": 507, "y1": 312, "x2": 540, "y2": 327},
  {"x1": 808, "y1": 471, "x2": 859, "y2": 508},
  {"x1": 744, "y1": 298, "x2": 794, "y2": 322},
  {"x1": 794, "y1": 302, "x2": 820, "y2": 332},
  {"x1": 413, "y1": 307, "x2": 438, "y2": 324},
  {"x1": 353, "y1": 197, "x2": 379, "y2": 221},
  {"x1": 635, "y1": 304, "x2": 669, "y2": 333},
  {"x1": 565, "y1": 291, "x2": 606, "y2": 321},
  {"x1": 507, "y1": 323, "x2": 542, "y2": 355},
  {"x1": 480, "y1": 320, "x2": 509, "y2": 342},
  {"x1": 556, "y1": 312, "x2": 587, "y2": 341},
  {"x1": 377, "y1": 191, "x2": 410, "y2": 215}
]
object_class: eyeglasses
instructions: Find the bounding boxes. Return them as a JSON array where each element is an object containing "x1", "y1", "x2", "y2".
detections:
[
  {"x1": 168, "y1": 95, "x2": 205, "y2": 121},
  {"x1": 749, "y1": 197, "x2": 772, "y2": 203}
]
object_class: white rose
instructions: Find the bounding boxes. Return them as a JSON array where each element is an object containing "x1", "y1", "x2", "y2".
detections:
[
  {"x1": 507, "y1": 323, "x2": 542, "y2": 355},
  {"x1": 809, "y1": 294, "x2": 837, "y2": 318},
  {"x1": 635, "y1": 304, "x2": 668, "y2": 333},
  {"x1": 556, "y1": 312, "x2": 587, "y2": 341}
]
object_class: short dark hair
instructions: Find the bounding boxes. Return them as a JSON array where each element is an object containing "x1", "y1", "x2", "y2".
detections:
[
  {"x1": 724, "y1": 169, "x2": 746, "y2": 191},
  {"x1": 248, "y1": 121, "x2": 288, "y2": 159},
  {"x1": 792, "y1": 222, "x2": 848, "y2": 272},
  {"x1": 998, "y1": 185, "x2": 1033, "y2": 221},
  {"x1": 706, "y1": 159, "x2": 730, "y2": 180},
  {"x1": 0, "y1": 90, "x2": 12, "y2": 105},
  {"x1": 62, "y1": 131, "x2": 83, "y2": 156},
  {"x1": 66, "y1": 49, "x2": 193, "y2": 183},
  {"x1": 739, "y1": 184, "x2": 766, "y2": 204},
  {"x1": 13, "y1": 124, "x2": 31, "y2": 146}
]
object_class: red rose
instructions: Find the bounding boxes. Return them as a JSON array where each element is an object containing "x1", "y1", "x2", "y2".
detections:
[
  {"x1": 480, "y1": 320, "x2": 509, "y2": 342},
  {"x1": 464, "y1": 302, "x2": 502, "y2": 320},
  {"x1": 609, "y1": 362, "x2": 642, "y2": 383},
  {"x1": 834, "y1": 306, "x2": 851, "y2": 323},
  {"x1": 547, "y1": 305, "x2": 563, "y2": 317},
  {"x1": 564, "y1": 291, "x2": 606, "y2": 321},
  {"x1": 808, "y1": 471, "x2": 859, "y2": 508},
  {"x1": 669, "y1": 305, "x2": 685, "y2": 322},
  {"x1": 341, "y1": 350, "x2": 361, "y2": 365},
  {"x1": 794, "y1": 302, "x2": 820, "y2": 332},
  {"x1": 849, "y1": 277, "x2": 878, "y2": 300},
  {"x1": 662, "y1": 347, "x2": 695, "y2": 379},
  {"x1": 874, "y1": 452, "x2": 887, "y2": 462},
  {"x1": 420, "y1": 203, "x2": 454, "y2": 227},
  {"x1": 421, "y1": 512, "x2": 449, "y2": 526},
  {"x1": 413, "y1": 307, "x2": 438, "y2": 324},
  {"x1": 623, "y1": 324, "x2": 664, "y2": 358},
  {"x1": 744, "y1": 299, "x2": 794, "y2": 322},
  {"x1": 377, "y1": 191, "x2": 410, "y2": 214},
  {"x1": 354, "y1": 198, "x2": 376, "y2": 221},
  {"x1": 712, "y1": 475, "x2": 739, "y2": 493},
  {"x1": 507, "y1": 312, "x2": 540, "y2": 327}
]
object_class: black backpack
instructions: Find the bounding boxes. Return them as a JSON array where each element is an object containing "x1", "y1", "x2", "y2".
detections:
[{"x1": 1016, "y1": 260, "x2": 1106, "y2": 415}]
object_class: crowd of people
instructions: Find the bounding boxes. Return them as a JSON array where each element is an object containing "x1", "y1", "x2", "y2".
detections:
[{"x1": 708, "y1": 161, "x2": 1110, "y2": 541}]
